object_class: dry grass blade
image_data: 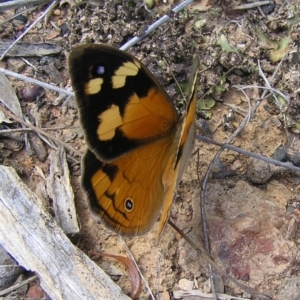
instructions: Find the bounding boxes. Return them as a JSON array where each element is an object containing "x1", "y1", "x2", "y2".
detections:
[
  {"x1": 0, "y1": 0, "x2": 51, "y2": 11},
  {"x1": 0, "y1": 105, "x2": 81, "y2": 157},
  {"x1": 0, "y1": 275, "x2": 37, "y2": 296},
  {"x1": 0, "y1": 67, "x2": 73, "y2": 95},
  {"x1": 121, "y1": 237, "x2": 155, "y2": 300},
  {"x1": 90, "y1": 251, "x2": 141, "y2": 299},
  {"x1": 232, "y1": 1, "x2": 272, "y2": 10},
  {"x1": 173, "y1": 290, "x2": 249, "y2": 300}
]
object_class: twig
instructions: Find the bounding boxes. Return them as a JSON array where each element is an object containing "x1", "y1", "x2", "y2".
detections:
[
  {"x1": 196, "y1": 135, "x2": 300, "y2": 173},
  {"x1": 120, "y1": 0, "x2": 195, "y2": 51},
  {"x1": 237, "y1": 88, "x2": 252, "y2": 126},
  {"x1": 0, "y1": 5, "x2": 39, "y2": 26},
  {"x1": 21, "y1": 57, "x2": 38, "y2": 71},
  {"x1": 257, "y1": 60, "x2": 284, "y2": 105},
  {"x1": 120, "y1": 237, "x2": 155, "y2": 300},
  {"x1": 0, "y1": 0, "x2": 51, "y2": 11},
  {"x1": 0, "y1": 67, "x2": 73, "y2": 96},
  {"x1": 157, "y1": 254, "x2": 161, "y2": 300},
  {"x1": 0, "y1": 126, "x2": 79, "y2": 134},
  {"x1": 173, "y1": 290, "x2": 249, "y2": 299},
  {"x1": 232, "y1": 1, "x2": 272, "y2": 10},
  {"x1": 221, "y1": 102, "x2": 248, "y2": 117},
  {"x1": 233, "y1": 84, "x2": 290, "y2": 102},
  {"x1": 0, "y1": 105, "x2": 81, "y2": 157},
  {"x1": 0, "y1": 1, "x2": 58, "y2": 60},
  {"x1": 0, "y1": 275, "x2": 38, "y2": 296},
  {"x1": 197, "y1": 67, "x2": 237, "y2": 300}
]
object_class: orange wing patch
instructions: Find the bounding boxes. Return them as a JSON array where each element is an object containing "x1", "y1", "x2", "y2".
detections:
[
  {"x1": 86, "y1": 134, "x2": 176, "y2": 236},
  {"x1": 96, "y1": 87, "x2": 178, "y2": 142}
]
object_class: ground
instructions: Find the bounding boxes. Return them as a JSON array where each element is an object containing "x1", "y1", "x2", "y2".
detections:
[{"x1": 1, "y1": 0, "x2": 300, "y2": 299}]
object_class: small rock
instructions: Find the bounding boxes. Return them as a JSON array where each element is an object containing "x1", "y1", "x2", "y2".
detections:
[
  {"x1": 22, "y1": 85, "x2": 44, "y2": 102},
  {"x1": 99, "y1": 261, "x2": 125, "y2": 276},
  {"x1": 203, "y1": 278, "x2": 211, "y2": 293},
  {"x1": 261, "y1": 2, "x2": 276, "y2": 15},
  {"x1": 178, "y1": 278, "x2": 194, "y2": 290},
  {"x1": 231, "y1": 159, "x2": 243, "y2": 171},
  {"x1": 246, "y1": 157, "x2": 283, "y2": 184},
  {"x1": 28, "y1": 132, "x2": 48, "y2": 162},
  {"x1": 159, "y1": 291, "x2": 170, "y2": 300},
  {"x1": 7, "y1": 58, "x2": 26, "y2": 73},
  {"x1": 53, "y1": 9, "x2": 61, "y2": 16}
]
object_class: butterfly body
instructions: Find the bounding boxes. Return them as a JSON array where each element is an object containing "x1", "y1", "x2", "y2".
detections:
[{"x1": 69, "y1": 44, "x2": 200, "y2": 236}]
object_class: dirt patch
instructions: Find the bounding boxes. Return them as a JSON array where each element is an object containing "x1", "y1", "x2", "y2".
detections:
[{"x1": 1, "y1": 0, "x2": 300, "y2": 299}]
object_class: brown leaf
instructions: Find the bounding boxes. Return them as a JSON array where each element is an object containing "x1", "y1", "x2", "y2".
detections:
[
  {"x1": 91, "y1": 251, "x2": 141, "y2": 299},
  {"x1": 26, "y1": 285, "x2": 45, "y2": 299},
  {"x1": 45, "y1": 30, "x2": 60, "y2": 40}
]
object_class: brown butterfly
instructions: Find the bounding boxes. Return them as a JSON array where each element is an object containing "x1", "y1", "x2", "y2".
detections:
[{"x1": 69, "y1": 44, "x2": 200, "y2": 236}]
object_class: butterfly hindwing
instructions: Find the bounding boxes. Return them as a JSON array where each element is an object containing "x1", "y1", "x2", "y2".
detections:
[{"x1": 82, "y1": 134, "x2": 176, "y2": 236}]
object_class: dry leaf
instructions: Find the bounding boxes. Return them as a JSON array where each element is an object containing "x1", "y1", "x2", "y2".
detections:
[
  {"x1": 26, "y1": 285, "x2": 45, "y2": 298},
  {"x1": 45, "y1": 30, "x2": 60, "y2": 40},
  {"x1": 91, "y1": 251, "x2": 141, "y2": 299}
]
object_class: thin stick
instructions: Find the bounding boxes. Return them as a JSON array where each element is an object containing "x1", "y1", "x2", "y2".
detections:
[
  {"x1": 233, "y1": 84, "x2": 290, "y2": 102},
  {"x1": 0, "y1": 1, "x2": 58, "y2": 60},
  {"x1": 120, "y1": 237, "x2": 155, "y2": 300},
  {"x1": 257, "y1": 60, "x2": 284, "y2": 106},
  {"x1": 0, "y1": 126, "x2": 80, "y2": 134},
  {"x1": 0, "y1": 67, "x2": 73, "y2": 96},
  {"x1": 196, "y1": 135, "x2": 300, "y2": 173},
  {"x1": 232, "y1": 1, "x2": 272, "y2": 10},
  {"x1": 0, "y1": 0, "x2": 51, "y2": 10},
  {"x1": 0, "y1": 275, "x2": 38, "y2": 296},
  {"x1": 0, "y1": 5, "x2": 39, "y2": 26},
  {"x1": 0, "y1": 105, "x2": 81, "y2": 157},
  {"x1": 120, "y1": 0, "x2": 194, "y2": 51}
]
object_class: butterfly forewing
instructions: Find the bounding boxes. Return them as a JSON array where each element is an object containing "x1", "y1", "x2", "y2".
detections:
[{"x1": 69, "y1": 44, "x2": 179, "y2": 162}]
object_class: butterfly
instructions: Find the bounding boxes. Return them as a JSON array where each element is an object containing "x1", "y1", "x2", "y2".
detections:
[{"x1": 68, "y1": 44, "x2": 200, "y2": 237}]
